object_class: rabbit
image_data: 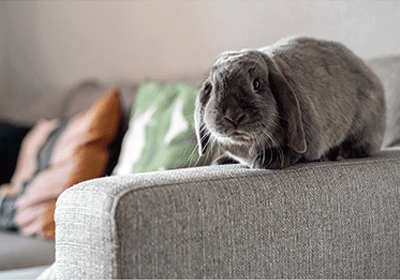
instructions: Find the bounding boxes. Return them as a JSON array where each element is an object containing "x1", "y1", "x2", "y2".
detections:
[{"x1": 194, "y1": 37, "x2": 386, "y2": 169}]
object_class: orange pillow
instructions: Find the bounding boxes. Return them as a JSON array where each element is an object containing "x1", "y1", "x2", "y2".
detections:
[{"x1": 0, "y1": 89, "x2": 121, "y2": 239}]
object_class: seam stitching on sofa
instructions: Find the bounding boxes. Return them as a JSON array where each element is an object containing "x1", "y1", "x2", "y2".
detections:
[{"x1": 105, "y1": 156, "x2": 400, "y2": 200}]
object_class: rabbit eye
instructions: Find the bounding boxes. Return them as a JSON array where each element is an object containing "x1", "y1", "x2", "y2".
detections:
[{"x1": 252, "y1": 78, "x2": 260, "y2": 91}]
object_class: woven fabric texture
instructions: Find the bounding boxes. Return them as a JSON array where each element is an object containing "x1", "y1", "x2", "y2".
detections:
[{"x1": 55, "y1": 149, "x2": 400, "y2": 279}]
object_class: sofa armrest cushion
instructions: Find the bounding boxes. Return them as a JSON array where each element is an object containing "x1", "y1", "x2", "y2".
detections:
[{"x1": 55, "y1": 149, "x2": 400, "y2": 279}]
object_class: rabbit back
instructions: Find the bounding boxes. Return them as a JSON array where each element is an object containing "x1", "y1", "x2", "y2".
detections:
[{"x1": 263, "y1": 37, "x2": 386, "y2": 161}]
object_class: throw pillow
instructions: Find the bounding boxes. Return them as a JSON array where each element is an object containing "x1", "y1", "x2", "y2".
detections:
[
  {"x1": 0, "y1": 88, "x2": 121, "y2": 239},
  {"x1": 113, "y1": 81, "x2": 211, "y2": 175}
]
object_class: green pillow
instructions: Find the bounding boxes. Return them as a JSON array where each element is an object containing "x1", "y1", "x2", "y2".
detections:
[{"x1": 113, "y1": 81, "x2": 208, "y2": 174}]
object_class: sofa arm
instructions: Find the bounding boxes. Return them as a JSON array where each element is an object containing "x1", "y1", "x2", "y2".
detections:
[{"x1": 54, "y1": 149, "x2": 400, "y2": 279}]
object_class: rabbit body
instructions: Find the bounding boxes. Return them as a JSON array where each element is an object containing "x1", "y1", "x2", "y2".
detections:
[{"x1": 195, "y1": 37, "x2": 386, "y2": 169}]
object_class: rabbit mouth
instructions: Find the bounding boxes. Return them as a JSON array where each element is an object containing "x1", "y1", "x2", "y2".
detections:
[{"x1": 230, "y1": 132, "x2": 252, "y2": 145}]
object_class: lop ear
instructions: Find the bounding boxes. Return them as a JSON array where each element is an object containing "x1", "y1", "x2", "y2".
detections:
[
  {"x1": 194, "y1": 79, "x2": 212, "y2": 155},
  {"x1": 261, "y1": 53, "x2": 307, "y2": 153}
]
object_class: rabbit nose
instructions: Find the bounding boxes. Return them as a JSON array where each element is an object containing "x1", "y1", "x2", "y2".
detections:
[{"x1": 224, "y1": 111, "x2": 247, "y2": 128}]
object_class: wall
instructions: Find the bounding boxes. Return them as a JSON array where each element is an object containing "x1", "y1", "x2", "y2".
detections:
[
  {"x1": 2, "y1": 1, "x2": 400, "y2": 123},
  {"x1": 0, "y1": 2, "x2": 7, "y2": 105}
]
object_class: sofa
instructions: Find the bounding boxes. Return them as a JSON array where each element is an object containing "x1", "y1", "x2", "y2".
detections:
[
  {"x1": 0, "y1": 75, "x2": 211, "y2": 277},
  {"x1": 0, "y1": 81, "x2": 139, "y2": 275},
  {"x1": 0, "y1": 55, "x2": 399, "y2": 279}
]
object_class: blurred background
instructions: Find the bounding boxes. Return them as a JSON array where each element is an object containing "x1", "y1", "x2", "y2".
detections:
[{"x1": 0, "y1": 1, "x2": 399, "y2": 124}]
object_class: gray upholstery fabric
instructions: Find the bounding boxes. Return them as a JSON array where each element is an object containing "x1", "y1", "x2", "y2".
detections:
[
  {"x1": 0, "y1": 265, "x2": 50, "y2": 279},
  {"x1": 55, "y1": 148, "x2": 400, "y2": 279},
  {"x1": 0, "y1": 232, "x2": 55, "y2": 271}
]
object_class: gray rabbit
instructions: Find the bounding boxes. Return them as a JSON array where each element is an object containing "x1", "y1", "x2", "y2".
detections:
[{"x1": 194, "y1": 37, "x2": 386, "y2": 169}]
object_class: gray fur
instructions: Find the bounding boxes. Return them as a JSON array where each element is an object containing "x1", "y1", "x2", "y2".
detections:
[{"x1": 194, "y1": 37, "x2": 386, "y2": 169}]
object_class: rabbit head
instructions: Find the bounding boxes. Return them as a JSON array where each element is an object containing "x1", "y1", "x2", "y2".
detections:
[{"x1": 194, "y1": 49, "x2": 307, "y2": 167}]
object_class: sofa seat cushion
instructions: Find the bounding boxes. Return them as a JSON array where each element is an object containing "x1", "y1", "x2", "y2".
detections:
[{"x1": 0, "y1": 231, "x2": 55, "y2": 271}]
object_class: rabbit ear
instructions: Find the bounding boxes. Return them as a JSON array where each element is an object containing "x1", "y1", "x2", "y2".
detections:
[
  {"x1": 194, "y1": 79, "x2": 212, "y2": 155},
  {"x1": 262, "y1": 54, "x2": 307, "y2": 153}
]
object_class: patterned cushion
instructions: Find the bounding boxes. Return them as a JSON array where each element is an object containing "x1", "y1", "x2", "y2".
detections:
[
  {"x1": 0, "y1": 89, "x2": 121, "y2": 239},
  {"x1": 113, "y1": 81, "x2": 211, "y2": 175}
]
